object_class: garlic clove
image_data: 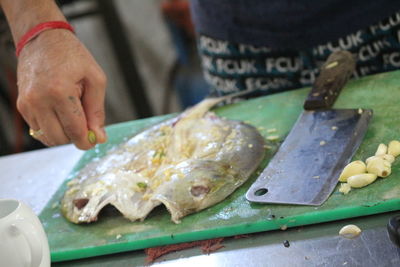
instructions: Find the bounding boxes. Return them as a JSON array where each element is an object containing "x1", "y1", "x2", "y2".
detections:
[
  {"x1": 366, "y1": 154, "x2": 395, "y2": 164},
  {"x1": 339, "y1": 224, "x2": 362, "y2": 239},
  {"x1": 380, "y1": 154, "x2": 395, "y2": 164},
  {"x1": 365, "y1": 156, "x2": 379, "y2": 165},
  {"x1": 339, "y1": 183, "x2": 351, "y2": 194},
  {"x1": 375, "y1": 143, "x2": 388, "y2": 156},
  {"x1": 366, "y1": 156, "x2": 391, "y2": 178},
  {"x1": 347, "y1": 173, "x2": 377, "y2": 188},
  {"x1": 388, "y1": 140, "x2": 400, "y2": 157},
  {"x1": 338, "y1": 160, "x2": 367, "y2": 182},
  {"x1": 383, "y1": 160, "x2": 392, "y2": 168}
]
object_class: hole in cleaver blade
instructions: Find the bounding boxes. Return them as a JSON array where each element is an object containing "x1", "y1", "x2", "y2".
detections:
[{"x1": 246, "y1": 108, "x2": 373, "y2": 206}]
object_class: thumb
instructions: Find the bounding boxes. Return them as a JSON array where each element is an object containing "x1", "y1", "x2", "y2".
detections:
[{"x1": 82, "y1": 69, "x2": 107, "y2": 144}]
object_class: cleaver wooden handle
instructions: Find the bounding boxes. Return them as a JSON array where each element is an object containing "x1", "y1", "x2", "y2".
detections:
[{"x1": 303, "y1": 50, "x2": 356, "y2": 110}]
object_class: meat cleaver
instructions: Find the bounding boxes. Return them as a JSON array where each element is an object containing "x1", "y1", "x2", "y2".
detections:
[{"x1": 246, "y1": 51, "x2": 373, "y2": 206}]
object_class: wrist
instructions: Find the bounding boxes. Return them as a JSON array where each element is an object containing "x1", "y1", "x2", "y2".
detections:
[
  {"x1": 16, "y1": 21, "x2": 75, "y2": 57},
  {"x1": 1, "y1": 0, "x2": 67, "y2": 43}
]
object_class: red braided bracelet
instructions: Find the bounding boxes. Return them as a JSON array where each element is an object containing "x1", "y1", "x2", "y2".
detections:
[{"x1": 16, "y1": 21, "x2": 75, "y2": 57}]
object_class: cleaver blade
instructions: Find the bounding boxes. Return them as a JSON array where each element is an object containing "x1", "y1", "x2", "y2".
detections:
[
  {"x1": 246, "y1": 50, "x2": 373, "y2": 206},
  {"x1": 246, "y1": 108, "x2": 372, "y2": 205}
]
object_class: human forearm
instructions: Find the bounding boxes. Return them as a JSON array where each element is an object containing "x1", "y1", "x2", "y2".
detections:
[{"x1": 0, "y1": 0, "x2": 66, "y2": 44}]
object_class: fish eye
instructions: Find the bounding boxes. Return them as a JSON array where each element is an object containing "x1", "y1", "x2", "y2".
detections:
[
  {"x1": 73, "y1": 198, "x2": 89, "y2": 209},
  {"x1": 190, "y1": 185, "x2": 210, "y2": 197}
]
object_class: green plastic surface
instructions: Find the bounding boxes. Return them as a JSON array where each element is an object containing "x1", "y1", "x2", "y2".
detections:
[{"x1": 39, "y1": 70, "x2": 400, "y2": 262}]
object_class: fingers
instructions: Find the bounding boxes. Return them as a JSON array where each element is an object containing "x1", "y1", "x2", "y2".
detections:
[
  {"x1": 81, "y1": 66, "x2": 107, "y2": 144},
  {"x1": 28, "y1": 123, "x2": 51, "y2": 147},
  {"x1": 37, "y1": 109, "x2": 69, "y2": 146},
  {"x1": 17, "y1": 98, "x2": 51, "y2": 146},
  {"x1": 17, "y1": 85, "x2": 95, "y2": 150},
  {"x1": 18, "y1": 79, "x2": 106, "y2": 150},
  {"x1": 53, "y1": 94, "x2": 94, "y2": 150}
]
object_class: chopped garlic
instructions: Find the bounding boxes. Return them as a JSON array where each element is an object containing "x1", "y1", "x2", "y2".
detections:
[
  {"x1": 267, "y1": 135, "x2": 279, "y2": 141},
  {"x1": 142, "y1": 194, "x2": 152, "y2": 201},
  {"x1": 67, "y1": 179, "x2": 79, "y2": 187},
  {"x1": 65, "y1": 187, "x2": 79, "y2": 196},
  {"x1": 339, "y1": 183, "x2": 351, "y2": 194}
]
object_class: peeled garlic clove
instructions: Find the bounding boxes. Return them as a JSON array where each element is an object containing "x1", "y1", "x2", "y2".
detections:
[
  {"x1": 388, "y1": 140, "x2": 400, "y2": 157},
  {"x1": 380, "y1": 154, "x2": 395, "y2": 164},
  {"x1": 339, "y1": 224, "x2": 362, "y2": 239},
  {"x1": 366, "y1": 154, "x2": 395, "y2": 164},
  {"x1": 379, "y1": 168, "x2": 391, "y2": 178},
  {"x1": 339, "y1": 183, "x2": 351, "y2": 194},
  {"x1": 383, "y1": 159, "x2": 392, "y2": 168},
  {"x1": 347, "y1": 173, "x2": 377, "y2": 188},
  {"x1": 338, "y1": 160, "x2": 367, "y2": 182},
  {"x1": 375, "y1": 143, "x2": 388, "y2": 156},
  {"x1": 365, "y1": 156, "x2": 379, "y2": 165},
  {"x1": 367, "y1": 156, "x2": 391, "y2": 177},
  {"x1": 367, "y1": 155, "x2": 389, "y2": 166}
]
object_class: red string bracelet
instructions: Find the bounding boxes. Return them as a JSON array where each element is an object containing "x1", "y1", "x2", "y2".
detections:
[{"x1": 15, "y1": 21, "x2": 75, "y2": 57}]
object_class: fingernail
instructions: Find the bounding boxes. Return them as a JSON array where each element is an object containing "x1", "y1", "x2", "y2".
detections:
[{"x1": 88, "y1": 130, "x2": 97, "y2": 144}]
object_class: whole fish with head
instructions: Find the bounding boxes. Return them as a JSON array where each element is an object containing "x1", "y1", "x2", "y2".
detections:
[{"x1": 61, "y1": 97, "x2": 265, "y2": 224}]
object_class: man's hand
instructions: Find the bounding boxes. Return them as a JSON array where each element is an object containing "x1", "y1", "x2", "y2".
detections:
[
  {"x1": 17, "y1": 29, "x2": 107, "y2": 149},
  {"x1": 0, "y1": 0, "x2": 107, "y2": 150}
]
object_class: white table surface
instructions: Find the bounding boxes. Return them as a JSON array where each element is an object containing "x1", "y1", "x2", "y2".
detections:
[{"x1": 0, "y1": 145, "x2": 83, "y2": 214}]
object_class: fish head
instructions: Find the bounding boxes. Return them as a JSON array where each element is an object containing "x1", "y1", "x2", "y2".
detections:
[
  {"x1": 153, "y1": 160, "x2": 245, "y2": 223},
  {"x1": 61, "y1": 178, "x2": 115, "y2": 224},
  {"x1": 61, "y1": 171, "x2": 144, "y2": 223}
]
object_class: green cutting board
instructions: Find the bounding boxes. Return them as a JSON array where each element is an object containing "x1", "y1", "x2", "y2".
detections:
[{"x1": 40, "y1": 70, "x2": 400, "y2": 262}]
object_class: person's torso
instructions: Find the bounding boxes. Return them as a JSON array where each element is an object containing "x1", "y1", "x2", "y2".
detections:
[{"x1": 190, "y1": 0, "x2": 400, "y2": 49}]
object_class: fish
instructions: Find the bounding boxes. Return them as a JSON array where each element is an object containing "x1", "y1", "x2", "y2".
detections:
[{"x1": 61, "y1": 97, "x2": 265, "y2": 224}]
